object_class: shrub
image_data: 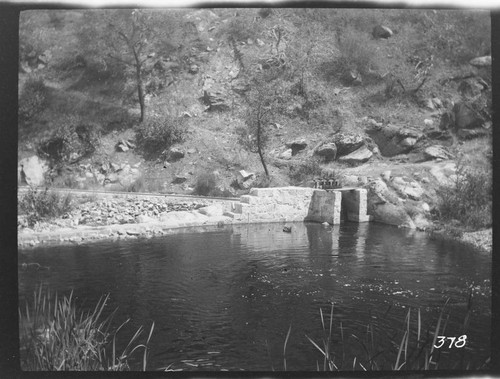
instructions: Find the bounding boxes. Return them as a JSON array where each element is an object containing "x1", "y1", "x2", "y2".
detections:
[
  {"x1": 193, "y1": 172, "x2": 218, "y2": 196},
  {"x1": 19, "y1": 286, "x2": 155, "y2": 371},
  {"x1": 126, "y1": 176, "x2": 146, "y2": 193},
  {"x1": 18, "y1": 187, "x2": 74, "y2": 227},
  {"x1": 336, "y1": 28, "x2": 379, "y2": 77},
  {"x1": 436, "y1": 162, "x2": 492, "y2": 230},
  {"x1": 288, "y1": 158, "x2": 324, "y2": 185},
  {"x1": 216, "y1": 10, "x2": 262, "y2": 42},
  {"x1": 19, "y1": 76, "x2": 48, "y2": 124},
  {"x1": 38, "y1": 121, "x2": 101, "y2": 165},
  {"x1": 135, "y1": 116, "x2": 187, "y2": 160}
]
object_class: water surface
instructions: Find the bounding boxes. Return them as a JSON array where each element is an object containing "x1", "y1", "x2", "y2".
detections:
[{"x1": 18, "y1": 222, "x2": 491, "y2": 371}]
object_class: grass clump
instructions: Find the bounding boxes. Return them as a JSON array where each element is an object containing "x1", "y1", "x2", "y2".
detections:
[
  {"x1": 296, "y1": 295, "x2": 487, "y2": 371},
  {"x1": 19, "y1": 286, "x2": 155, "y2": 371},
  {"x1": 135, "y1": 115, "x2": 188, "y2": 160},
  {"x1": 18, "y1": 187, "x2": 74, "y2": 227},
  {"x1": 288, "y1": 158, "x2": 324, "y2": 186},
  {"x1": 336, "y1": 28, "x2": 380, "y2": 79},
  {"x1": 19, "y1": 75, "x2": 49, "y2": 124},
  {"x1": 436, "y1": 161, "x2": 491, "y2": 230}
]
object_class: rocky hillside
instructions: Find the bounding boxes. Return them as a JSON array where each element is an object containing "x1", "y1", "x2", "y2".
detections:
[{"x1": 18, "y1": 8, "x2": 492, "y2": 231}]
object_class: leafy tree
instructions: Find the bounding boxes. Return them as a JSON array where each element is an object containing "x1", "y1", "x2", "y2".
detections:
[{"x1": 78, "y1": 9, "x2": 183, "y2": 122}]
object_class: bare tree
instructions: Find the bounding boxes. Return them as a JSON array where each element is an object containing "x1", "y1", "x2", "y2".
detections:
[{"x1": 242, "y1": 82, "x2": 281, "y2": 177}]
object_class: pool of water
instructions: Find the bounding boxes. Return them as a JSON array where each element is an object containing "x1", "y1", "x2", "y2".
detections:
[{"x1": 18, "y1": 222, "x2": 491, "y2": 371}]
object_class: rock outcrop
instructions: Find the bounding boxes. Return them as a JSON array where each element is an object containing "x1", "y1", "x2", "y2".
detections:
[
  {"x1": 18, "y1": 156, "x2": 49, "y2": 186},
  {"x1": 314, "y1": 143, "x2": 337, "y2": 162},
  {"x1": 337, "y1": 145, "x2": 373, "y2": 165},
  {"x1": 366, "y1": 124, "x2": 422, "y2": 157},
  {"x1": 332, "y1": 133, "x2": 365, "y2": 157},
  {"x1": 287, "y1": 139, "x2": 308, "y2": 156},
  {"x1": 372, "y1": 25, "x2": 393, "y2": 39},
  {"x1": 469, "y1": 55, "x2": 491, "y2": 67},
  {"x1": 423, "y1": 145, "x2": 453, "y2": 161},
  {"x1": 236, "y1": 170, "x2": 256, "y2": 189}
]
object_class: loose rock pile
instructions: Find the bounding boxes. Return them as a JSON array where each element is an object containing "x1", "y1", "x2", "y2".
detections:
[
  {"x1": 72, "y1": 198, "x2": 209, "y2": 226},
  {"x1": 18, "y1": 196, "x2": 212, "y2": 230}
]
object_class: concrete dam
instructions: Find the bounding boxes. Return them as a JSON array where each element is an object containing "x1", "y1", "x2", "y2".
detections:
[{"x1": 224, "y1": 187, "x2": 372, "y2": 225}]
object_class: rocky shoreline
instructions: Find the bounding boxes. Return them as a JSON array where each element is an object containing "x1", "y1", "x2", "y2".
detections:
[{"x1": 18, "y1": 193, "x2": 492, "y2": 254}]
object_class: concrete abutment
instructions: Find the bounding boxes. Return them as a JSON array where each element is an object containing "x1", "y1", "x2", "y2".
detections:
[{"x1": 225, "y1": 186, "x2": 372, "y2": 224}]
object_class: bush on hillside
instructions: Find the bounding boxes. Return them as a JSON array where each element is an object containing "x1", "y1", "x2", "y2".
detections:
[
  {"x1": 19, "y1": 76, "x2": 49, "y2": 124},
  {"x1": 193, "y1": 172, "x2": 218, "y2": 196},
  {"x1": 336, "y1": 28, "x2": 380, "y2": 78},
  {"x1": 18, "y1": 187, "x2": 74, "y2": 227},
  {"x1": 288, "y1": 158, "x2": 324, "y2": 185},
  {"x1": 37, "y1": 117, "x2": 101, "y2": 164},
  {"x1": 436, "y1": 162, "x2": 491, "y2": 230},
  {"x1": 216, "y1": 10, "x2": 262, "y2": 42},
  {"x1": 135, "y1": 115, "x2": 188, "y2": 160}
]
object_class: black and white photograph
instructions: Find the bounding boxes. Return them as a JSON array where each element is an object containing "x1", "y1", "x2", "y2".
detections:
[{"x1": 14, "y1": 5, "x2": 493, "y2": 373}]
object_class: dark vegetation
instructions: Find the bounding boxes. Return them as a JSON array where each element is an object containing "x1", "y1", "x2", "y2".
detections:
[
  {"x1": 436, "y1": 161, "x2": 492, "y2": 231},
  {"x1": 193, "y1": 172, "x2": 218, "y2": 196},
  {"x1": 19, "y1": 76, "x2": 48, "y2": 124},
  {"x1": 135, "y1": 115, "x2": 188, "y2": 160},
  {"x1": 18, "y1": 187, "x2": 74, "y2": 227}
]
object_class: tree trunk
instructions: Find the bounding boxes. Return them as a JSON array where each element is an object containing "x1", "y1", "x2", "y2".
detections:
[
  {"x1": 256, "y1": 118, "x2": 269, "y2": 177},
  {"x1": 132, "y1": 48, "x2": 145, "y2": 122}
]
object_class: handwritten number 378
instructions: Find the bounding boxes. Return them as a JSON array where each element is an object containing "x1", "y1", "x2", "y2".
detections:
[{"x1": 434, "y1": 335, "x2": 467, "y2": 349}]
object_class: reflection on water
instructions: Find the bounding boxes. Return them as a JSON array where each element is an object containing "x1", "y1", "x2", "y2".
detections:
[{"x1": 19, "y1": 222, "x2": 491, "y2": 371}]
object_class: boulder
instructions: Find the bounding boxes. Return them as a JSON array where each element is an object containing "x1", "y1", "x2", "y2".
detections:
[
  {"x1": 236, "y1": 170, "x2": 256, "y2": 189},
  {"x1": 116, "y1": 139, "x2": 135, "y2": 152},
  {"x1": 198, "y1": 203, "x2": 224, "y2": 217},
  {"x1": 332, "y1": 133, "x2": 365, "y2": 157},
  {"x1": 390, "y1": 177, "x2": 424, "y2": 201},
  {"x1": 423, "y1": 145, "x2": 453, "y2": 161},
  {"x1": 337, "y1": 145, "x2": 373, "y2": 165},
  {"x1": 366, "y1": 124, "x2": 422, "y2": 157},
  {"x1": 400, "y1": 137, "x2": 418, "y2": 148},
  {"x1": 166, "y1": 147, "x2": 185, "y2": 161},
  {"x1": 287, "y1": 139, "x2": 308, "y2": 155},
  {"x1": 424, "y1": 123, "x2": 452, "y2": 141},
  {"x1": 372, "y1": 25, "x2": 393, "y2": 39},
  {"x1": 429, "y1": 163, "x2": 456, "y2": 187},
  {"x1": 469, "y1": 55, "x2": 491, "y2": 67},
  {"x1": 202, "y1": 89, "x2": 230, "y2": 112},
  {"x1": 18, "y1": 156, "x2": 49, "y2": 186},
  {"x1": 369, "y1": 202, "x2": 415, "y2": 229},
  {"x1": 457, "y1": 128, "x2": 489, "y2": 139},
  {"x1": 458, "y1": 79, "x2": 484, "y2": 98},
  {"x1": 279, "y1": 149, "x2": 293, "y2": 159},
  {"x1": 314, "y1": 143, "x2": 337, "y2": 162},
  {"x1": 453, "y1": 102, "x2": 484, "y2": 130},
  {"x1": 367, "y1": 178, "x2": 390, "y2": 204},
  {"x1": 172, "y1": 175, "x2": 188, "y2": 184}
]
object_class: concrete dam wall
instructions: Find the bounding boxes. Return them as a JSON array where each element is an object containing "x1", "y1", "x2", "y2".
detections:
[{"x1": 225, "y1": 187, "x2": 372, "y2": 224}]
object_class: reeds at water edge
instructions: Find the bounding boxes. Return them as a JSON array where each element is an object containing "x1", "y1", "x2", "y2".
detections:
[{"x1": 19, "y1": 286, "x2": 154, "y2": 371}]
